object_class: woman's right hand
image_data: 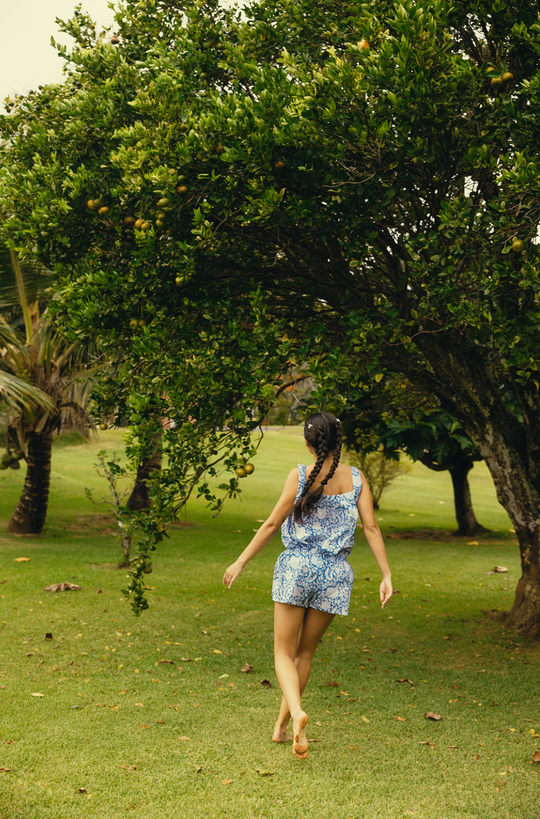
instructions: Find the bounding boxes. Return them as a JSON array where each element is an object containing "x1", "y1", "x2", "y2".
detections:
[{"x1": 223, "y1": 560, "x2": 245, "y2": 589}]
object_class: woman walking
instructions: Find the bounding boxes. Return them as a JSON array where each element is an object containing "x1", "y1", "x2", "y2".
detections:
[{"x1": 223, "y1": 412, "x2": 393, "y2": 759}]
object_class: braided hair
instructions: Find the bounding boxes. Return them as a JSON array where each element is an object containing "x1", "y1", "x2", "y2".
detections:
[{"x1": 293, "y1": 412, "x2": 342, "y2": 522}]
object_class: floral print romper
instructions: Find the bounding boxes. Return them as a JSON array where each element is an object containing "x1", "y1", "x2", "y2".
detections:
[{"x1": 272, "y1": 464, "x2": 362, "y2": 616}]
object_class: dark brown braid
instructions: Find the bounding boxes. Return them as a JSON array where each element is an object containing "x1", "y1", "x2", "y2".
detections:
[{"x1": 293, "y1": 412, "x2": 342, "y2": 522}]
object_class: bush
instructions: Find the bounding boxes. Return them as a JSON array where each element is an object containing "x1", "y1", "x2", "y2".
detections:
[{"x1": 342, "y1": 448, "x2": 411, "y2": 510}]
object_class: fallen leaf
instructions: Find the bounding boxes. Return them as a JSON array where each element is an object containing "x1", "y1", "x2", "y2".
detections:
[
  {"x1": 340, "y1": 691, "x2": 349, "y2": 696},
  {"x1": 348, "y1": 744, "x2": 357, "y2": 749},
  {"x1": 394, "y1": 716, "x2": 406, "y2": 722},
  {"x1": 156, "y1": 720, "x2": 165, "y2": 724},
  {"x1": 474, "y1": 754, "x2": 480, "y2": 760},
  {"x1": 397, "y1": 679, "x2": 414, "y2": 685},
  {"x1": 196, "y1": 766, "x2": 203, "y2": 773},
  {"x1": 109, "y1": 704, "x2": 118, "y2": 710},
  {"x1": 194, "y1": 613, "x2": 202, "y2": 618},
  {"x1": 77, "y1": 787, "x2": 87, "y2": 793},
  {"x1": 425, "y1": 712, "x2": 442, "y2": 721},
  {"x1": 222, "y1": 778, "x2": 233, "y2": 785},
  {"x1": 442, "y1": 636, "x2": 450, "y2": 641},
  {"x1": 44, "y1": 633, "x2": 53, "y2": 640},
  {"x1": 30, "y1": 693, "x2": 44, "y2": 698},
  {"x1": 158, "y1": 659, "x2": 174, "y2": 665},
  {"x1": 213, "y1": 650, "x2": 222, "y2": 655},
  {"x1": 178, "y1": 736, "x2": 190, "y2": 741},
  {"x1": 260, "y1": 679, "x2": 273, "y2": 688},
  {"x1": 44, "y1": 582, "x2": 82, "y2": 592},
  {"x1": 241, "y1": 663, "x2": 253, "y2": 673},
  {"x1": 361, "y1": 715, "x2": 370, "y2": 723},
  {"x1": 447, "y1": 745, "x2": 460, "y2": 749},
  {"x1": 532, "y1": 751, "x2": 540, "y2": 763},
  {"x1": 315, "y1": 721, "x2": 322, "y2": 726},
  {"x1": 140, "y1": 724, "x2": 150, "y2": 729},
  {"x1": 494, "y1": 566, "x2": 508, "y2": 573},
  {"x1": 134, "y1": 703, "x2": 143, "y2": 707},
  {"x1": 255, "y1": 770, "x2": 274, "y2": 776},
  {"x1": 14, "y1": 557, "x2": 30, "y2": 562},
  {"x1": 323, "y1": 681, "x2": 339, "y2": 687},
  {"x1": 467, "y1": 541, "x2": 479, "y2": 546},
  {"x1": 219, "y1": 673, "x2": 230, "y2": 679},
  {"x1": 309, "y1": 739, "x2": 321, "y2": 743},
  {"x1": 129, "y1": 765, "x2": 137, "y2": 770},
  {"x1": 0, "y1": 767, "x2": 12, "y2": 772},
  {"x1": 418, "y1": 741, "x2": 433, "y2": 746}
]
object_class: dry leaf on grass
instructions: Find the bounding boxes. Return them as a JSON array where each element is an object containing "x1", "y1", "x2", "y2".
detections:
[
  {"x1": 44, "y1": 633, "x2": 53, "y2": 640},
  {"x1": 494, "y1": 566, "x2": 508, "y2": 573},
  {"x1": 425, "y1": 712, "x2": 442, "y2": 721},
  {"x1": 14, "y1": 557, "x2": 30, "y2": 563},
  {"x1": 361, "y1": 715, "x2": 370, "y2": 723},
  {"x1": 394, "y1": 716, "x2": 406, "y2": 722},
  {"x1": 0, "y1": 767, "x2": 12, "y2": 773},
  {"x1": 178, "y1": 736, "x2": 190, "y2": 741},
  {"x1": 222, "y1": 779, "x2": 232, "y2": 785},
  {"x1": 255, "y1": 770, "x2": 274, "y2": 776},
  {"x1": 156, "y1": 720, "x2": 165, "y2": 725},
  {"x1": 397, "y1": 678, "x2": 414, "y2": 685},
  {"x1": 532, "y1": 751, "x2": 540, "y2": 763},
  {"x1": 213, "y1": 650, "x2": 222, "y2": 655},
  {"x1": 241, "y1": 663, "x2": 253, "y2": 673},
  {"x1": 44, "y1": 582, "x2": 81, "y2": 592},
  {"x1": 309, "y1": 739, "x2": 321, "y2": 743},
  {"x1": 158, "y1": 659, "x2": 174, "y2": 665},
  {"x1": 340, "y1": 690, "x2": 349, "y2": 696},
  {"x1": 323, "y1": 681, "x2": 339, "y2": 687},
  {"x1": 474, "y1": 754, "x2": 480, "y2": 760},
  {"x1": 419, "y1": 741, "x2": 434, "y2": 747},
  {"x1": 30, "y1": 693, "x2": 44, "y2": 698},
  {"x1": 447, "y1": 745, "x2": 460, "y2": 749},
  {"x1": 260, "y1": 679, "x2": 273, "y2": 688},
  {"x1": 348, "y1": 744, "x2": 357, "y2": 749},
  {"x1": 140, "y1": 724, "x2": 150, "y2": 729}
]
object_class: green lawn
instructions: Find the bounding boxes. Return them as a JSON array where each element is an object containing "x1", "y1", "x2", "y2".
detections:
[{"x1": 0, "y1": 428, "x2": 538, "y2": 819}]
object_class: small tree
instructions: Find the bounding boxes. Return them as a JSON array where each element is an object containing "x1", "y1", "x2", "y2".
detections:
[
  {"x1": 85, "y1": 450, "x2": 134, "y2": 567},
  {"x1": 342, "y1": 447, "x2": 410, "y2": 510}
]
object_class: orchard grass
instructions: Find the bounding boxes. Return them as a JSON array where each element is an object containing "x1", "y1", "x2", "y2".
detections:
[{"x1": 0, "y1": 428, "x2": 538, "y2": 819}]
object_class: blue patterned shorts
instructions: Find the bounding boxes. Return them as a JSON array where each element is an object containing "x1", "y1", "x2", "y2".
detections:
[{"x1": 272, "y1": 548, "x2": 354, "y2": 616}]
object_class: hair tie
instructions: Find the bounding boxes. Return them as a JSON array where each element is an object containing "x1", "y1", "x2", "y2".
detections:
[
  {"x1": 336, "y1": 418, "x2": 341, "y2": 423},
  {"x1": 306, "y1": 423, "x2": 313, "y2": 428}
]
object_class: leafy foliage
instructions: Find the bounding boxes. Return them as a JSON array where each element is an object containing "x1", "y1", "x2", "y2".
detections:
[{"x1": 2, "y1": 0, "x2": 540, "y2": 626}]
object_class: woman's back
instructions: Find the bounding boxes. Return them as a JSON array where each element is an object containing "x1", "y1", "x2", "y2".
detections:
[{"x1": 304, "y1": 461, "x2": 354, "y2": 496}]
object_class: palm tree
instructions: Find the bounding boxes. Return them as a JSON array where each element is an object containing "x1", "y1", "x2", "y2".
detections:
[{"x1": 0, "y1": 242, "x2": 96, "y2": 535}]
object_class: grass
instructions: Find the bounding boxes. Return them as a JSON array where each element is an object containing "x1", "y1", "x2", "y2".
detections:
[{"x1": 0, "y1": 427, "x2": 539, "y2": 819}]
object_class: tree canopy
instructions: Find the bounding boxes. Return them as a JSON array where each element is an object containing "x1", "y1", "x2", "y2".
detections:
[{"x1": 1, "y1": 0, "x2": 540, "y2": 633}]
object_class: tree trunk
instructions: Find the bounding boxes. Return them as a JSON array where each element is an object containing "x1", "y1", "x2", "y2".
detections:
[
  {"x1": 127, "y1": 445, "x2": 162, "y2": 511},
  {"x1": 449, "y1": 461, "x2": 488, "y2": 537},
  {"x1": 7, "y1": 431, "x2": 53, "y2": 536},
  {"x1": 505, "y1": 531, "x2": 540, "y2": 638}
]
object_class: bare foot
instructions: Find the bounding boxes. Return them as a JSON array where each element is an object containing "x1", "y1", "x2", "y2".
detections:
[
  {"x1": 292, "y1": 712, "x2": 309, "y2": 759},
  {"x1": 272, "y1": 720, "x2": 292, "y2": 743}
]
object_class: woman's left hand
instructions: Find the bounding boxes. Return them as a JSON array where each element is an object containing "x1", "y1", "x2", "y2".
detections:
[{"x1": 380, "y1": 576, "x2": 393, "y2": 608}]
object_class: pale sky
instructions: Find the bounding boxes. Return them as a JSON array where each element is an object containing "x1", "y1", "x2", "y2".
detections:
[{"x1": 0, "y1": 1, "x2": 117, "y2": 107}]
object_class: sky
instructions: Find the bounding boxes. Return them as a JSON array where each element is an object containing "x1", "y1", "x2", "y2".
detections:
[{"x1": 0, "y1": 1, "x2": 117, "y2": 107}]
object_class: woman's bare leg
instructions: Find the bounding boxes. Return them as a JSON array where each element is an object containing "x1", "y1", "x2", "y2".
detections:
[{"x1": 273, "y1": 603, "x2": 335, "y2": 757}]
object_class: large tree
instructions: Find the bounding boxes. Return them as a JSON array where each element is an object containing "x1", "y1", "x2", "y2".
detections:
[{"x1": 2, "y1": 0, "x2": 540, "y2": 634}]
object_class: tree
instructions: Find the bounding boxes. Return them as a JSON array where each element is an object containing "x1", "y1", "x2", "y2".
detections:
[
  {"x1": 2, "y1": 0, "x2": 540, "y2": 635},
  {"x1": 342, "y1": 385, "x2": 488, "y2": 535},
  {"x1": 0, "y1": 243, "x2": 96, "y2": 535}
]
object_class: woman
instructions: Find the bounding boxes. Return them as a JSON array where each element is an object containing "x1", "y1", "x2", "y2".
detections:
[{"x1": 223, "y1": 411, "x2": 393, "y2": 759}]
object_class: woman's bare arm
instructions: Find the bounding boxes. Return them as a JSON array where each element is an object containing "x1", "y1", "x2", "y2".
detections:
[
  {"x1": 357, "y1": 473, "x2": 393, "y2": 608},
  {"x1": 223, "y1": 468, "x2": 299, "y2": 588}
]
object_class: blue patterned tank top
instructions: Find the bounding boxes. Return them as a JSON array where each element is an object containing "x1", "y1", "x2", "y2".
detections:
[{"x1": 281, "y1": 464, "x2": 362, "y2": 558}]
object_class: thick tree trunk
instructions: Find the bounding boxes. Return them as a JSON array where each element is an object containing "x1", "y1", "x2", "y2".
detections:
[
  {"x1": 127, "y1": 446, "x2": 162, "y2": 511},
  {"x1": 449, "y1": 461, "x2": 488, "y2": 537},
  {"x1": 7, "y1": 432, "x2": 53, "y2": 536},
  {"x1": 505, "y1": 533, "x2": 540, "y2": 638}
]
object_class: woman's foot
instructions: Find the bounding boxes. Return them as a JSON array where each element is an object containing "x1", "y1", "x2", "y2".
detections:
[
  {"x1": 272, "y1": 719, "x2": 292, "y2": 743},
  {"x1": 292, "y1": 711, "x2": 309, "y2": 759}
]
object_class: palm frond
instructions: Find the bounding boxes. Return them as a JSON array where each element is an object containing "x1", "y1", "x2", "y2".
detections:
[{"x1": 0, "y1": 371, "x2": 56, "y2": 413}]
